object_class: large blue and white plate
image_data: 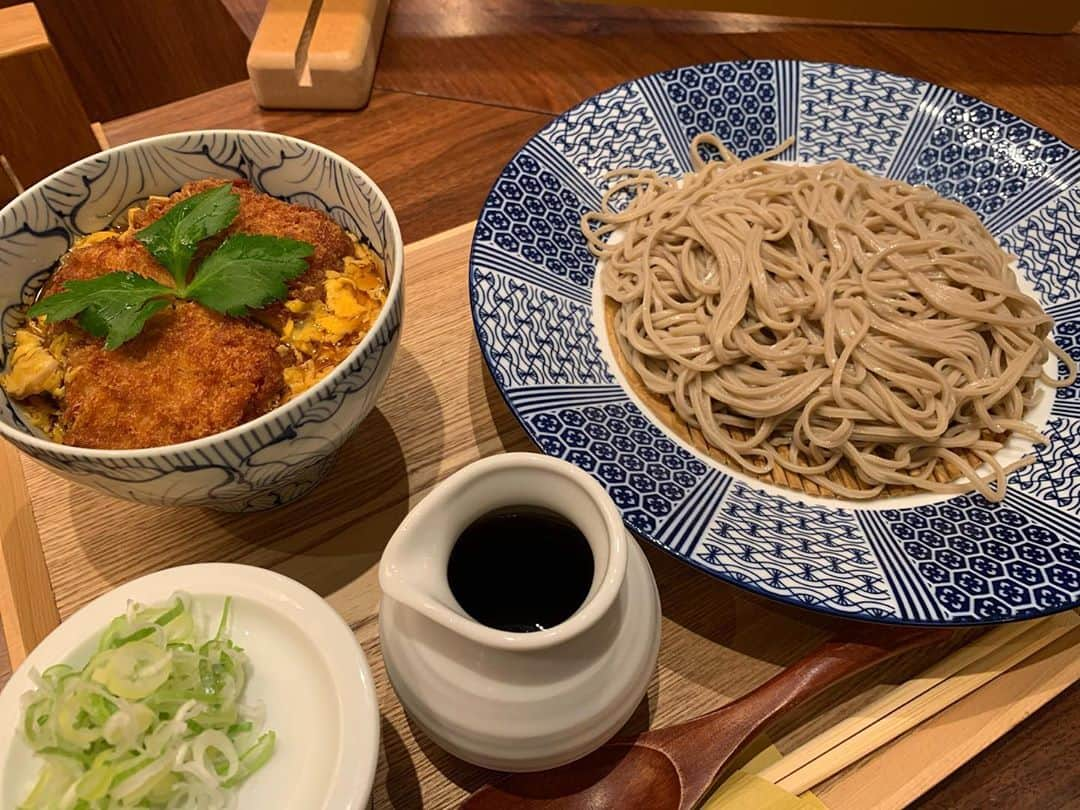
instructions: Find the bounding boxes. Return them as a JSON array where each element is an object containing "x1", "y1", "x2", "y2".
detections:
[{"x1": 469, "y1": 60, "x2": 1080, "y2": 625}]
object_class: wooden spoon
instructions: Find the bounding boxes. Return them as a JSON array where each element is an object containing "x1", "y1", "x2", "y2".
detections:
[{"x1": 462, "y1": 626, "x2": 948, "y2": 810}]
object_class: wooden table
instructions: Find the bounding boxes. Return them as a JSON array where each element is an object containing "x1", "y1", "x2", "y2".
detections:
[{"x1": 2, "y1": 1, "x2": 1078, "y2": 806}]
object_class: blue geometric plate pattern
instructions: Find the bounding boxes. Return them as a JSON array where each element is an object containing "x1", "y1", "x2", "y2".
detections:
[{"x1": 469, "y1": 61, "x2": 1080, "y2": 624}]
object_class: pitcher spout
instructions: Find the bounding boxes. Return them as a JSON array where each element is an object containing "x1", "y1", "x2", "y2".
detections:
[{"x1": 377, "y1": 453, "x2": 628, "y2": 651}]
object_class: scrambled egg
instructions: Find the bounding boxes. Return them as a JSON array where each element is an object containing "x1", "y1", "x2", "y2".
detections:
[
  {"x1": 280, "y1": 241, "x2": 387, "y2": 398},
  {"x1": 76, "y1": 230, "x2": 120, "y2": 248},
  {"x1": 0, "y1": 229, "x2": 114, "y2": 404},
  {"x1": 1, "y1": 325, "x2": 64, "y2": 399},
  {"x1": 0, "y1": 323, "x2": 68, "y2": 439},
  {"x1": 0, "y1": 230, "x2": 128, "y2": 437}
]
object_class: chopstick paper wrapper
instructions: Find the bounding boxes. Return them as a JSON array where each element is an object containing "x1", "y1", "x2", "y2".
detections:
[{"x1": 702, "y1": 738, "x2": 825, "y2": 809}]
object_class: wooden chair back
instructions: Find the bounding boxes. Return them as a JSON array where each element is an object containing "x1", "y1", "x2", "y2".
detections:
[{"x1": 0, "y1": 3, "x2": 100, "y2": 203}]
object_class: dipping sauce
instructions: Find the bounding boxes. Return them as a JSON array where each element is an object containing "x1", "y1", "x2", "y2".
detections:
[{"x1": 447, "y1": 506, "x2": 594, "y2": 633}]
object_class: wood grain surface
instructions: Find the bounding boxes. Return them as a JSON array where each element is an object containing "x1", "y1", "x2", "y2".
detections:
[
  {"x1": 6, "y1": 224, "x2": 1077, "y2": 810},
  {"x1": 818, "y1": 627, "x2": 1080, "y2": 809},
  {"x1": 0, "y1": 3, "x2": 99, "y2": 187},
  {"x1": 0, "y1": 443, "x2": 58, "y2": 667},
  {"x1": 374, "y1": 0, "x2": 1080, "y2": 139},
  {"x1": 910, "y1": 681, "x2": 1080, "y2": 809},
  {"x1": 2, "y1": 1, "x2": 1079, "y2": 807}
]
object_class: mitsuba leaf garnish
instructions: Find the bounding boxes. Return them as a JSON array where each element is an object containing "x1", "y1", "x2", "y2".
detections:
[
  {"x1": 28, "y1": 184, "x2": 315, "y2": 349},
  {"x1": 27, "y1": 273, "x2": 173, "y2": 350},
  {"x1": 135, "y1": 183, "x2": 239, "y2": 286},
  {"x1": 184, "y1": 234, "x2": 313, "y2": 316}
]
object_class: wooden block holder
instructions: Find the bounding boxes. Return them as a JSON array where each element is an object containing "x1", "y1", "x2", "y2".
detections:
[{"x1": 247, "y1": 0, "x2": 391, "y2": 110}]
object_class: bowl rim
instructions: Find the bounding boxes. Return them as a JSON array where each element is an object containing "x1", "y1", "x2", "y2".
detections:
[{"x1": 0, "y1": 129, "x2": 404, "y2": 459}]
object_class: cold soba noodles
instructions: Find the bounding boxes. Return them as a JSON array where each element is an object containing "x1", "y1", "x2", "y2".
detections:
[{"x1": 583, "y1": 135, "x2": 1075, "y2": 502}]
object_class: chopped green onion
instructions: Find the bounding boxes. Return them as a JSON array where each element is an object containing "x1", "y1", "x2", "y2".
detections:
[
  {"x1": 214, "y1": 597, "x2": 232, "y2": 641},
  {"x1": 153, "y1": 598, "x2": 186, "y2": 628},
  {"x1": 18, "y1": 595, "x2": 274, "y2": 809},
  {"x1": 224, "y1": 731, "x2": 276, "y2": 788},
  {"x1": 108, "y1": 625, "x2": 159, "y2": 648}
]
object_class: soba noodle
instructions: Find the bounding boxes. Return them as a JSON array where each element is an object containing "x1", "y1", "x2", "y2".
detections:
[{"x1": 583, "y1": 135, "x2": 1076, "y2": 501}]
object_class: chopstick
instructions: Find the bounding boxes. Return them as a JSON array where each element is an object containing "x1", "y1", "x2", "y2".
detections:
[
  {"x1": 759, "y1": 611, "x2": 1079, "y2": 795},
  {"x1": 758, "y1": 620, "x2": 1030, "y2": 782},
  {"x1": 0, "y1": 441, "x2": 60, "y2": 667}
]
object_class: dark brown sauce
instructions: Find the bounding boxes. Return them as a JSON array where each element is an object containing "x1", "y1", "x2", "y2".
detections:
[{"x1": 447, "y1": 506, "x2": 594, "y2": 633}]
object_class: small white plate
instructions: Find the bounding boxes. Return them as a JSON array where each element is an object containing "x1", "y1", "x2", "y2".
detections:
[{"x1": 0, "y1": 563, "x2": 380, "y2": 809}]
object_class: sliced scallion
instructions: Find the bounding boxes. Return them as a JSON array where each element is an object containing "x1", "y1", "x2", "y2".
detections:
[{"x1": 18, "y1": 595, "x2": 275, "y2": 810}]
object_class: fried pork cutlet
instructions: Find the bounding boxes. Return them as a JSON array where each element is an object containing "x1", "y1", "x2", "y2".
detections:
[
  {"x1": 38, "y1": 224, "x2": 283, "y2": 449},
  {"x1": 61, "y1": 301, "x2": 282, "y2": 449},
  {"x1": 132, "y1": 179, "x2": 353, "y2": 319},
  {"x1": 11, "y1": 178, "x2": 359, "y2": 449},
  {"x1": 44, "y1": 233, "x2": 174, "y2": 296}
]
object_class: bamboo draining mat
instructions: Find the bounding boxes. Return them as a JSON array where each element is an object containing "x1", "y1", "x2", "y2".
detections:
[{"x1": 2, "y1": 221, "x2": 1077, "y2": 809}]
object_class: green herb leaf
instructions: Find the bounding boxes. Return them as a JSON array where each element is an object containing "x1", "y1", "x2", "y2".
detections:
[
  {"x1": 134, "y1": 183, "x2": 240, "y2": 286},
  {"x1": 28, "y1": 272, "x2": 175, "y2": 349},
  {"x1": 29, "y1": 186, "x2": 316, "y2": 350},
  {"x1": 184, "y1": 234, "x2": 313, "y2": 316}
]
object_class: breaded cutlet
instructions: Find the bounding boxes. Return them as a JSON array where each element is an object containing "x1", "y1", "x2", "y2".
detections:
[
  {"x1": 32, "y1": 178, "x2": 354, "y2": 448},
  {"x1": 60, "y1": 301, "x2": 282, "y2": 449},
  {"x1": 132, "y1": 179, "x2": 353, "y2": 313},
  {"x1": 44, "y1": 233, "x2": 174, "y2": 296},
  {"x1": 40, "y1": 202, "x2": 285, "y2": 449}
]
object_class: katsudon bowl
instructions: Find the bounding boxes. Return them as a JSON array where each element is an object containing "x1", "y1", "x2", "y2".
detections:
[{"x1": 0, "y1": 131, "x2": 404, "y2": 511}]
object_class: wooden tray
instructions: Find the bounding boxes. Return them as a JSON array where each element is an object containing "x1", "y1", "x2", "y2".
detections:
[{"x1": 1, "y1": 222, "x2": 1077, "y2": 809}]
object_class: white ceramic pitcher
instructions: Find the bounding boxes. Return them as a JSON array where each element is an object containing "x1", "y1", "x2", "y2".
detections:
[{"x1": 378, "y1": 453, "x2": 662, "y2": 771}]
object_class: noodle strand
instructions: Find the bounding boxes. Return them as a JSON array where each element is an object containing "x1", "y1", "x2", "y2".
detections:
[{"x1": 583, "y1": 135, "x2": 1075, "y2": 502}]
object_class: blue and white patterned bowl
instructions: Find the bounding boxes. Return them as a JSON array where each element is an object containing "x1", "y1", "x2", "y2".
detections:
[
  {"x1": 469, "y1": 61, "x2": 1080, "y2": 625},
  {"x1": 0, "y1": 131, "x2": 404, "y2": 511}
]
